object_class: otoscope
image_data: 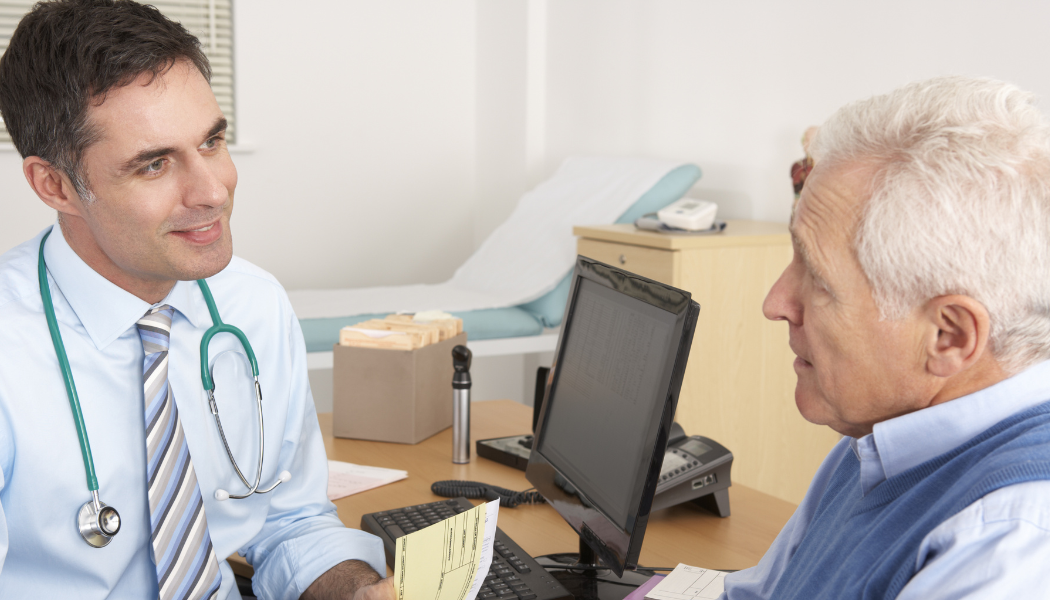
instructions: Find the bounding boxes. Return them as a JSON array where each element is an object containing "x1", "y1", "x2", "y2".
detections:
[{"x1": 452, "y1": 345, "x2": 472, "y2": 464}]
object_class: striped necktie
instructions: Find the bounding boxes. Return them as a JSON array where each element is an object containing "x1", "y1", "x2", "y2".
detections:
[{"x1": 138, "y1": 305, "x2": 222, "y2": 600}]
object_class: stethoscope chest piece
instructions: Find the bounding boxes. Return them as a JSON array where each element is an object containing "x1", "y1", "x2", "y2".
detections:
[{"x1": 78, "y1": 498, "x2": 120, "y2": 548}]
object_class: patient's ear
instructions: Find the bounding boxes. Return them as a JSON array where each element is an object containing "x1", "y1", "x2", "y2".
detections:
[
  {"x1": 23, "y1": 156, "x2": 85, "y2": 217},
  {"x1": 924, "y1": 295, "x2": 991, "y2": 378}
]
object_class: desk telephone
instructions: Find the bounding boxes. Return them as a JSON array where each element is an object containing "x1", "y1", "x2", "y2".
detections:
[{"x1": 475, "y1": 369, "x2": 734, "y2": 517}]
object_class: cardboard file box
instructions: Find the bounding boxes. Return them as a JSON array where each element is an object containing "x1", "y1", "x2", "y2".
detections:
[{"x1": 332, "y1": 333, "x2": 466, "y2": 444}]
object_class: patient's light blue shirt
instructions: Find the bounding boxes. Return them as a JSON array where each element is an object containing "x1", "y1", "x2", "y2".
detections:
[
  {"x1": 0, "y1": 226, "x2": 385, "y2": 599},
  {"x1": 722, "y1": 360, "x2": 1050, "y2": 599}
]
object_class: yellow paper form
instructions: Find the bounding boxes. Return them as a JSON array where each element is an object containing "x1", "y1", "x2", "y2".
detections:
[{"x1": 394, "y1": 500, "x2": 499, "y2": 600}]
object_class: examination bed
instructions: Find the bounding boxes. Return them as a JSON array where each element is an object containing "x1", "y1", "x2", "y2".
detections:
[{"x1": 291, "y1": 157, "x2": 702, "y2": 366}]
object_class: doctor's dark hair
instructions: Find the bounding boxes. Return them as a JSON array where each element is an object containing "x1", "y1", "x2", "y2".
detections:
[{"x1": 0, "y1": 0, "x2": 211, "y2": 198}]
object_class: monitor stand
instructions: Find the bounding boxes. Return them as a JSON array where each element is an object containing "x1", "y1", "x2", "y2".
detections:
[{"x1": 535, "y1": 537, "x2": 655, "y2": 600}]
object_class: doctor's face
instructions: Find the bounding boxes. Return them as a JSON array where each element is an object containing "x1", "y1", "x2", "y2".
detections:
[
  {"x1": 64, "y1": 59, "x2": 237, "y2": 300},
  {"x1": 762, "y1": 162, "x2": 932, "y2": 438}
]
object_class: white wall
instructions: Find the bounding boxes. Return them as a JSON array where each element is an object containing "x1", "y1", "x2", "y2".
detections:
[
  {"x1": 542, "y1": 0, "x2": 1050, "y2": 225},
  {"x1": 474, "y1": 1, "x2": 530, "y2": 247},
  {"x1": 4, "y1": 0, "x2": 1050, "y2": 289},
  {"x1": 1, "y1": 1, "x2": 480, "y2": 292},
  {"x1": 232, "y1": 1, "x2": 478, "y2": 290}
]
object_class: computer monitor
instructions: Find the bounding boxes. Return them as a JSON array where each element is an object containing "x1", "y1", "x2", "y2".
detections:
[{"x1": 525, "y1": 256, "x2": 700, "y2": 590}]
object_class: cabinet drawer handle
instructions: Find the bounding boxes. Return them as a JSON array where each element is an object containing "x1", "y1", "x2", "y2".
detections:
[{"x1": 618, "y1": 254, "x2": 627, "y2": 265}]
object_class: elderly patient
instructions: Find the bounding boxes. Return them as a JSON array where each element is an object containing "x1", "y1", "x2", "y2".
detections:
[{"x1": 722, "y1": 76, "x2": 1050, "y2": 599}]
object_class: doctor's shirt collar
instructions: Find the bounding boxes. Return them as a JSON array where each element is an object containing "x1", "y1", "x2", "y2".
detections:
[{"x1": 42, "y1": 223, "x2": 208, "y2": 349}]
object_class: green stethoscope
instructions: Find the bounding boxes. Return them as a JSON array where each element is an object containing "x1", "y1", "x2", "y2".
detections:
[{"x1": 38, "y1": 230, "x2": 290, "y2": 549}]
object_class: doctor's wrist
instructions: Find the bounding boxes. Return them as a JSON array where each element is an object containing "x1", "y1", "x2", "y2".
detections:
[{"x1": 301, "y1": 559, "x2": 384, "y2": 600}]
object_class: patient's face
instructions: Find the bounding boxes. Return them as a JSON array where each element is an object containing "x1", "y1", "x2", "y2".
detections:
[{"x1": 762, "y1": 162, "x2": 933, "y2": 438}]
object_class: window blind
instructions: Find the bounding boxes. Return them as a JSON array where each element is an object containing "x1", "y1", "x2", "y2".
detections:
[{"x1": 0, "y1": 0, "x2": 235, "y2": 145}]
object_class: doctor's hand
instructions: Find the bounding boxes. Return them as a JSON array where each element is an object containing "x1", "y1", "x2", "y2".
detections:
[
  {"x1": 302, "y1": 560, "x2": 393, "y2": 600},
  {"x1": 353, "y1": 577, "x2": 395, "y2": 600}
]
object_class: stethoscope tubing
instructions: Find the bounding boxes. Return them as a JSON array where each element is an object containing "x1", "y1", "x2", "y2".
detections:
[
  {"x1": 38, "y1": 229, "x2": 288, "y2": 548},
  {"x1": 38, "y1": 230, "x2": 100, "y2": 496},
  {"x1": 197, "y1": 278, "x2": 259, "y2": 389}
]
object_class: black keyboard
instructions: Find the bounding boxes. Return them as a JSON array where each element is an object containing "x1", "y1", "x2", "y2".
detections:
[{"x1": 361, "y1": 497, "x2": 572, "y2": 600}]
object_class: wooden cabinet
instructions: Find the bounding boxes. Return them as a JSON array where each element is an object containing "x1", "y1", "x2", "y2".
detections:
[{"x1": 574, "y1": 222, "x2": 841, "y2": 505}]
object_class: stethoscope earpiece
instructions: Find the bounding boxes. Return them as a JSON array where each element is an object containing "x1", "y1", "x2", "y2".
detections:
[{"x1": 215, "y1": 471, "x2": 291, "y2": 502}]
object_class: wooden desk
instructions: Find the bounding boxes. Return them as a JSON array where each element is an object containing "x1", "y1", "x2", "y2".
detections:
[
  {"x1": 231, "y1": 400, "x2": 795, "y2": 578},
  {"x1": 318, "y1": 400, "x2": 795, "y2": 572}
]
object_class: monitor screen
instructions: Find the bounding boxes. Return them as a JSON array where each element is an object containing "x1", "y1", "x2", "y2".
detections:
[
  {"x1": 538, "y1": 277, "x2": 677, "y2": 528},
  {"x1": 526, "y1": 257, "x2": 699, "y2": 576}
]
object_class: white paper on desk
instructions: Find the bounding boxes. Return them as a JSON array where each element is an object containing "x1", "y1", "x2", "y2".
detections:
[
  {"x1": 645, "y1": 563, "x2": 727, "y2": 600},
  {"x1": 326, "y1": 460, "x2": 407, "y2": 501}
]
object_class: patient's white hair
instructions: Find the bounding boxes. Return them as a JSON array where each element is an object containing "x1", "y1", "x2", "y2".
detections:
[{"x1": 810, "y1": 76, "x2": 1050, "y2": 374}]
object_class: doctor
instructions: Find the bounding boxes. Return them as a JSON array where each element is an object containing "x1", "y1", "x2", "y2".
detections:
[{"x1": 0, "y1": 1, "x2": 394, "y2": 599}]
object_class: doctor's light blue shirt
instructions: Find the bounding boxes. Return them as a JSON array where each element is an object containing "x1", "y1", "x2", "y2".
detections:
[{"x1": 0, "y1": 226, "x2": 385, "y2": 599}]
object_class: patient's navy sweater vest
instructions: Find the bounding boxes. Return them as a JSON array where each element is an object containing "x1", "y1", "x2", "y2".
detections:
[{"x1": 769, "y1": 400, "x2": 1050, "y2": 600}]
